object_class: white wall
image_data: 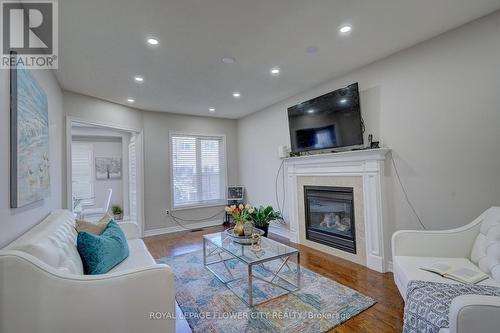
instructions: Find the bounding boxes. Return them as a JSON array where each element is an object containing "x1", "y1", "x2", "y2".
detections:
[
  {"x1": 72, "y1": 126, "x2": 131, "y2": 216},
  {"x1": 237, "y1": 12, "x2": 500, "y2": 258},
  {"x1": 72, "y1": 135, "x2": 125, "y2": 212},
  {"x1": 0, "y1": 70, "x2": 63, "y2": 248},
  {"x1": 143, "y1": 111, "x2": 239, "y2": 231},
  {"x1": 64, "y1": 91, "x2": 144, "y2": 130},
  {"x1": 64, "y1": 91, "x2": 239, "y2": 233},
  {"x1": 92, "y1": 140, "x2": 123, "y2": 210}
]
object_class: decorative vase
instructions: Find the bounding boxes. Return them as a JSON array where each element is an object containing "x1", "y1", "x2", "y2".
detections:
[
  {"x1": 234, "y1": 220, "x2": 245, "y2": 236},
  {"x1": 243, "y1": 221, "x2": 254, "y2": 236},
  {"x1": 260, "y1": 224, "x2": 269, "y2": 237}
]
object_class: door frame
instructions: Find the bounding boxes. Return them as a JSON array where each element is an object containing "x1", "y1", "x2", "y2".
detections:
[{"x1": 66, "y1": 116, "x2": 145, "y2": 237}]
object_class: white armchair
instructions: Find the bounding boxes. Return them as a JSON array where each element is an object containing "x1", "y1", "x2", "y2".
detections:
[
  {"x1": 81, "y1": 188, "x2": 113, "y2": 219},
  {"x1": 392, "y1": 207, "x2": 500, "y2": 333},
  {"x1": 392, "y1": 215, "x2": 483, "y2": 258}
]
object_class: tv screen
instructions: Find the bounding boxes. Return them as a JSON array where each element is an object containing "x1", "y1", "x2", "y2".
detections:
[{"x1": 288, "y1": 83, "x2": 363, "y2": 153}]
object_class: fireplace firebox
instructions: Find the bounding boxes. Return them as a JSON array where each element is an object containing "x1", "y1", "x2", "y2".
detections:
[{"x1": 304, "y1": 186, "x2": 356, "y2": 254}]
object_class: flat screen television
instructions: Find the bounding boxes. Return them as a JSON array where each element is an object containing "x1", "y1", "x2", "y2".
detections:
[{"x1": 288, "y1": 83, "x2": 363, "y2": 153}]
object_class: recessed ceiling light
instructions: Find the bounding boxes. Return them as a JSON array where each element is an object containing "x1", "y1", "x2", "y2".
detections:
[
  {"x1": 307, "y1": 109, "x2": 315, "y2": 114},
  {"x1": 147, "y1": 37, "x2": 159, "y2": 46},
  {"x1": 232, "y1": 92, "x2": 241, "y2": 98},
  {"x1": 339, "y1": 25, "x2": 352, "y2": 34},
  {"x1": 127, "y1": 98, "x2": 135, "y2": 103},
  {"x1": 134, "y1": 75, "x2": 144, "y2": 83},
  {"x1": 270, "y1": 67, "x2": 281, "y2": 76},
  {"x1": 209, "y1": 108, "x2": 215, "y2": 112},
  {"x1": 222, "y1": 57, "x2": 236, "y2": 64},
  {"x1": 340, "y1": 98, "x2": 348, "y2": 104},
  {"x1": 306, "y1": 46, "x2": 319, "y2": 54}
]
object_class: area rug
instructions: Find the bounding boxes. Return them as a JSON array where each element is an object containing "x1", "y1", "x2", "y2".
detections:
[{"x1": 158, "y1": 250, "x2": 375, "y2": 333}]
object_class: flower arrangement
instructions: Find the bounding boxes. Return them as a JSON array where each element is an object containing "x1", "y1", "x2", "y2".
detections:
[
  {"x1": 225, "y1": 204, "x2": 255, "y2": 222},
  {"x1": 225, "y1": 204, "x2": 254, "y2": 236}
]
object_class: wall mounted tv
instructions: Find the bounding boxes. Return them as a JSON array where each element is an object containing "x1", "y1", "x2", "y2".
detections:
[{"x1": 288, "y1": 83, "x2": 363, "y2": 153}]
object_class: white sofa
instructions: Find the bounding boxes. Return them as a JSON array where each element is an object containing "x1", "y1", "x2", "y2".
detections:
[
  {"x1": 392, "y1": 206, "x2": 500, "y2": 333},
  {"x1": 0, "y1": 210, "x2": 175, "y2": 333}
]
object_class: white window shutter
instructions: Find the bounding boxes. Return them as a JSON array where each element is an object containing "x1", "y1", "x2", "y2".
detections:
[
  {"x1": 128, "y1": 136, "x2": 137, "y2": 220},
  {"x1": 171, "y1": 134, "x2": 226, "y2": 208},
  {"x1": 72, "y1": 143, "x2": 95, "y2": 206}
]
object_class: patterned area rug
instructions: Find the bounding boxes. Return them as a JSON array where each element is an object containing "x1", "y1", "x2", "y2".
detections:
[{"x1": 158, "y1": 250, "x2": 375, "y2": 333}]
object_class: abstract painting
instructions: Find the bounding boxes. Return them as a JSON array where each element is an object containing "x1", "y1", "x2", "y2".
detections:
[
  {"x1": 95, "y1": 157, "x2": 122, "y2": 180},
  {"x1": 10, "y1": 61, "x2": 50, "y2": 208}
]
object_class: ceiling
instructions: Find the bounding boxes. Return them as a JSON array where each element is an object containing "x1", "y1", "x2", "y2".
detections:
[{"x1": 56, "y1": 0, "x2": 500, "y2": 119}]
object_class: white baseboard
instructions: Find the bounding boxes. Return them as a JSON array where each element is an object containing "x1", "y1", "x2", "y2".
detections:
[
  {"x1": 387, "y1": 260, "x2": 393, "y2": 272},
  {"x1": 268, "y1": 224, "x2": 291, "y2": 239},
  {"x1": 145, "y1": 221, "x2": 293, "y2": 239},
  {"x1": 144, "y1": 220, "x2": 222, "y2": 237}
]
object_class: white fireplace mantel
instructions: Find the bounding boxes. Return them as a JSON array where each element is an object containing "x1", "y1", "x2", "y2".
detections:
[{"x1": 282, "y1": 148, "x2": 391, "y2": 273}]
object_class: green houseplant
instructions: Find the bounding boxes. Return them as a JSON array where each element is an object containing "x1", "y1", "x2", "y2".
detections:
[
  {"x1": 250, "y1": 206, "x2": 282, "y2": 237},
  {"x1": 111, "y1": 205, "x2": 123, "y2": 221}
]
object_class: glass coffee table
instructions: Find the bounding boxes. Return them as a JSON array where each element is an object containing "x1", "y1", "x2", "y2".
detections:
[{"x1": 203, "y1": 232, "x2": 301, "y2": 307}]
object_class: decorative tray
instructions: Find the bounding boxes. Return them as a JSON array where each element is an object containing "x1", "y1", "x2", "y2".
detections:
[{"x1": 225, "y1": 228, "x2": 264, "y2": 245}]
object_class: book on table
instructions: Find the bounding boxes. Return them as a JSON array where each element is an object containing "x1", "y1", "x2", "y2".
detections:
[{"x1": 420, "y1": 262, "x2": 489, "y2": 284}]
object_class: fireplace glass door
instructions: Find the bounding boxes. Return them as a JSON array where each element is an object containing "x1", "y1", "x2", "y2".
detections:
[{"x1": 304, "y1": 186, "x2": 356, "y2": 253}]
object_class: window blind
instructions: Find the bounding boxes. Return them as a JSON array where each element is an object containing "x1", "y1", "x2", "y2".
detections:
[
  {"x1": 72, "y1": 143, "x2": 95, "y2": 206},
  {"x1": 171, "y1": 134, "x2": 226, "y2": 208}
]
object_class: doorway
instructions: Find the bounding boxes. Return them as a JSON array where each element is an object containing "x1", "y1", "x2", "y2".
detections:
[{"x1": 66, "y1": 118, "x2": 144, "y2": 237}]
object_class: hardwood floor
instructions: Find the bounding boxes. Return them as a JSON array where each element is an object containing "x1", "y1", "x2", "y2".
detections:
[{"x1": 145, "y1": 226, "x2": 404, "y2": 333}]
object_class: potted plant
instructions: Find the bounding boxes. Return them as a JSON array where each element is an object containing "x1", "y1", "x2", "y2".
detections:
[
  {"x1": 111, "y1": 205, "x2": 123, "y2": 221},
  {"x1": 225, "y1": 204, "x2": 254, "y2": 236},
  {"x1": 250, "y1": 206, "x2": 283, "y2": 237}
]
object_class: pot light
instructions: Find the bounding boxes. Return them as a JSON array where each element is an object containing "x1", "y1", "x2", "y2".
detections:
[
  {"x1": 339, "y1": 25, "x2": 352, "y2": 34},
  {"x1": 307, "y1": 109, "x2": 315, "y2": 114},
  {"x1": 127, "y1": 98, "x2": 135, "y2": 103},
  {"x1": 340, "y1": 98, "x2": 348, "y2": 104},
  {"x1": 232, "y1": 92, "x2": 241, "y2": 98},
  {"x1": 209, "y1": 108, "x2": 215, "y2": 112},
  {"x1": 134, "y1": 75, "x2": 144, "y2": 83},
  {"x1": 306, "y1": 46, "x2": 319, "y2": 54},
  {"x1": 147, "y1": 37, "x2": 159, "y2": 46},
  {"x1": 270, "y1": 67, "x2": 281, "y2": 76},
  {"x1": 222, "y1": 57, "x2": 236, "y2": 64}
]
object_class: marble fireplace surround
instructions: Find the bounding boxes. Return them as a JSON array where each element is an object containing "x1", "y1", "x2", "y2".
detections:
[{"x1": 282, "y1": 149, "x2": 391, "y2": 273}]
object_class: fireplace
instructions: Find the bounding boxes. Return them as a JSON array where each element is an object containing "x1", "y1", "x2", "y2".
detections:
[{"x1": 304, "y1": 186, "x2": 356, "y2": 254}]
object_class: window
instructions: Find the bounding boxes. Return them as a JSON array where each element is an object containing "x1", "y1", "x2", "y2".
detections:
[
  {"x1": 170, "y1": 133, "x2": 226, "y2": 209},
  {"x1": 72, "y1": 143, "x2": 95, "y2": 207}
]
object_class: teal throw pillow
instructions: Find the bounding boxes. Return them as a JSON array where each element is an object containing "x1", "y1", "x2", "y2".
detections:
[{"x1": 77, "y1": 221, "x2": 129, "y2": 275}]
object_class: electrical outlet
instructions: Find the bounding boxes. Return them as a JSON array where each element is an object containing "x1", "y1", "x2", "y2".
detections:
[{"x1": 164, "y1": 209, "x2": 170, "y2": 216}]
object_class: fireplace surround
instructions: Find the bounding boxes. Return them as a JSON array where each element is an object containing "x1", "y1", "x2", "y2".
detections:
[
  {"x1": 280, "y1": 148, "x2": 391, "y2": 272},
  {"x1": 304, "y1": 186, "x2": 356, "y2": 254}
]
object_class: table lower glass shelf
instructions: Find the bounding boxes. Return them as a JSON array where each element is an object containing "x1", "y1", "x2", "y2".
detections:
[{"x1": 203, "y1": 236, "x2": 301, "y2": 307}]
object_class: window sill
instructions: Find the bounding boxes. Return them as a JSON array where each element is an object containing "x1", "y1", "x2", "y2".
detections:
[{"x1": 172, "y1": 202, "x2": 226, "y2": 212}]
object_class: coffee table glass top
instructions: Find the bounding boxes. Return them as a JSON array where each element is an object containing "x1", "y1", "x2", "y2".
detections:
[{"x1": 203, "y1": 232, "x2": 298, "y2": 264}]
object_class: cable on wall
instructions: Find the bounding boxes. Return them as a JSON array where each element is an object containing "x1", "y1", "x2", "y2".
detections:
[
  {"x1": 390, "y1": 154, "x2": 427, "y2": 230},
  {"x1": 275, "y1": 159, "x2": 285, "y2": 213},
  {"x1": 170, "y1": 209, "x2": 225, "y2": 222},
  {"x1": 360, "y1": 116, "x2": 366, "y2": 134},
  {"x1": 166, "y1": 209, "x2": 226, "y2": 231},
  {"x1": 281, "y1": 157, "x2": 286, "y2": 214}
]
